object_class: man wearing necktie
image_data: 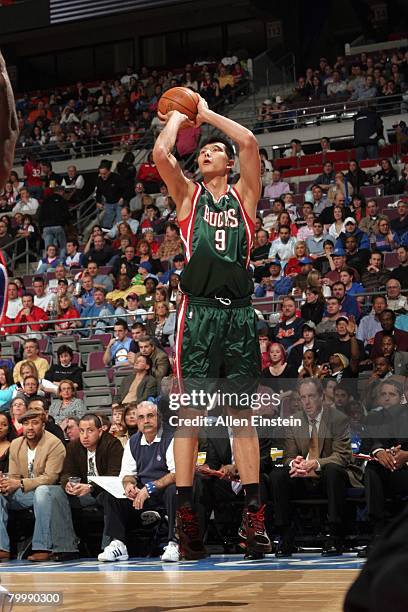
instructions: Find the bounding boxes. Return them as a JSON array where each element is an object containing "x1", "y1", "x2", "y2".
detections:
[{"x1": 269, "y1": 379, "x2": 362, "y2": 557}]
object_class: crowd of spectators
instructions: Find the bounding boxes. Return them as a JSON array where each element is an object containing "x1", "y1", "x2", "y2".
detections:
[
  {"x1": 0, "y1": 84, "x2": 407, "y2": 562},
  {"x1": 254, "y1": 47, "x2": 408, "y2": 134},
  {"x1": 13, "y1": 58, "x2": 250, "y2": 163}
]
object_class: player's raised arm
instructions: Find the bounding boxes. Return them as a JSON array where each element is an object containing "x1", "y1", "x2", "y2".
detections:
[
  {"x1": 195, "y1": 96, "x2": 261, "y2": 219},
  {"x1": 0, "y1": 51, "x2": 18, "y2": 191},
  {"x1": 152, "y1": 111, "x2": 196, "y2": 220}
]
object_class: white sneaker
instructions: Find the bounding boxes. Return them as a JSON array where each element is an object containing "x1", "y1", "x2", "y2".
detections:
[
  {"x1": 161, "y1": 541, "x2": 180, "y2": 562},
  {"x1": 140, "y1": 510, "x2": 161, "y2": 526},
  {"x1": 98, "y1": 540, "x2": 129, "y2": 562}
]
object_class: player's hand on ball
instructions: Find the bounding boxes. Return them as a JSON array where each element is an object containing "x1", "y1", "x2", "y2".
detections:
[
  {"x1": 158, "y1": 109, "x2": 194, "y2": 128},
  {"x1": 195, "y1": 95, "x2": 209, "y2": 126}
]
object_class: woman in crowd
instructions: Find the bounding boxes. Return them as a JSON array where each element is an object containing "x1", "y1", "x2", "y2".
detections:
[
  {"x1": 339, "y1": 267, "x2": 364, "y2": 299},
  {"x1": 285, "y1": 241, "x2": 309, "y2": 276},
  {"x1": 346, "y1": 159, "x2": 370, "y2": 193},
  {"x1": 109, "y1": 404, "x2": 128, "y2": 448},
  {"x1": 373, "y1": 215, "x2": 399, "y2": 253},
  {"x1": 111, "y1": 222, "x2": 137, "y2": 250},
  {"x1": 9, "y1": 396, "x2": 27, "y2": 437},
  {"x1": 349, "y1": 194, "x2": 366, "y2": 224},
  {"x1": 123, "y1": 402, "x2": 139, "y2": 437},
  {"x1": 300, "y1": 286, "x2": 325, "y2": 324},
  {"x1": 135, "y1": 238, "x2": 161, "y2": 275},
  {"x1": 327, "y1": 171, "x2": 353, "y2": 204},
  {"x1": 269, "y1": 211, "x2": 298, "y2": 241},
  {"x1": 55, "y1": 295, "x2": 80, "y2": 335},
  {"x1": 15, "y1": 360, "x2": 57, "y2": 394},
  {"x1": 0, "y1": 367, "x2": 17, "y2": 409},
  {"x1": 0, "y1": 412, "x2": 16, "y2": 472},
  {"x1": 262, "y1": 342, "x2": 297, "y2": 393},
  {"x1": 328, "y1": 205, "x2": 346, "y2": 239},
  {"x1": 48, "y1": 379, "x2": 86, "y2": 426},
  {"x1": 146, "y1": 301, "x2": 171, "y2": 347},
  {"x1": 298, "y1": 349, "x2": 323, "y2": 378}
]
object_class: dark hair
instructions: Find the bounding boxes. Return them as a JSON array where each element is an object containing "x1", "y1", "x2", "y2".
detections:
[
  {"x1": 372, "y1": 294, "x2": 387, "y2": 305},
  {"x1": 57, "y1": 344, "x2": 73, "y2": 357},
  {"x1": 138, "y1": 354, "x2": 153, "y2": 369},
  {"x1": 200, "y1": 136, "x2": 235, "y2": 160},
  {"x1": 132, "y1": 322, "x2": 145, "y2": 331},
  {"x1": 114, "y1": 318, "x2": 128, "y2": 331},
  {"x1": 334, "y1": 382, "x2": 351, "y2": 396},
  {"x1": 79, "y1": 413, "x2": 102, "y2": 428},
  {"x1": 66, "y1": 239, "x2": 79, "y2": 248},
  {"x1": 370, "y1": 250, "x2": 384, "y2": 262},
  {"x1": 0, "y1": 366, "x2": 14, "y2": 388},
  {"x1": 278, "y1": 224, "x2": 291, "y2": 232},
  {"x1": 33, "y1": 276, "x2": 44, "y2": 285},
  {"x1": 332, "y1": 281, "x2": 346, "y2": 290},
  {"x1": 380, "y1": 309, "x2": 396, "y2": 322},
  {"x1": 0, "y1": 411, "x2": 16, "y2": 442},
  {"x1": 28, "y1": 395, "x2": 49, "y2": 410}
]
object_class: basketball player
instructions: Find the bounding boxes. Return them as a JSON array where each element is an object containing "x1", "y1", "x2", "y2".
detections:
[
  {"x1": 153, "y1": 94, "x2": 272, "y2": 559},
  {"x1": 0, "y1": 50, "x2": 18, "y2": 191}
]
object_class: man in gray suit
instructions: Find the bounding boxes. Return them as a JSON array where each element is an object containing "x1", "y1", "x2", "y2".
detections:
[{"x1": 269, "y1": 378, "x2": 362, "y2": 557}]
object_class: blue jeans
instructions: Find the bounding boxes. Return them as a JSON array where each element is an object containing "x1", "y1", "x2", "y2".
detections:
[
  {"x1": 102, "y1": 202, "x2": 121, "y2": 229},
  {"x1": 43, "y1": 226, "x2": 67, "y2": 258},
  {"x1": 0, "y1": 486, "x2": 78, "y2": 553},
  {"x1": 356, "y1": 144, "x2": 378, "y2": 161}
]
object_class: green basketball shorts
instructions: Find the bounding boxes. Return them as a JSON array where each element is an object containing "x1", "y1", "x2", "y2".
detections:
[{"x1": 174, "y1": 294, "x2": 261, "y2": 404}]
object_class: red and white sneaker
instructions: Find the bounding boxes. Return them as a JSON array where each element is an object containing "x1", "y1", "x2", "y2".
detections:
[
  {"x1": 239, "y1": 505, "x2": 272, "y2": 555},
  {"x1": 176, "y1": 505, "x2": 207, "y2": 560}
]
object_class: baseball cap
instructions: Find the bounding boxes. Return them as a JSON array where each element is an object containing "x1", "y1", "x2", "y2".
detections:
[
  {"x1": 139, "y1": 262, "x2": 152, "y2": 272},
  {"x1": 143, "y1": 275, "x2": 159, "y2": 286},
  {"x1": 344, "y1": 217, "x2": 357, "y2": 226},
  {"x1": 299, "y1": 257, "x2": 313, "y2": 265},
  {"x1": 269, "y1": 259, "x2": 282, "y2": 266},
  {"x1": 336, "y1": 316, "x2": 349, "y2": 324},
  {"x1": 332, "y1": 247, "x2": 346, "y2": 256},
  {"x1": 126, "y1": 292, "x2": 139, "y2": 300},
  {"x1": 302, "y1": 321, "x2": 316, "y2": 331}
]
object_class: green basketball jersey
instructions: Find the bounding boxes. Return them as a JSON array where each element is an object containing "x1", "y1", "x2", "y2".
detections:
[{"x1": 178, "y1": 182, "x2": 254, "y2": 299}]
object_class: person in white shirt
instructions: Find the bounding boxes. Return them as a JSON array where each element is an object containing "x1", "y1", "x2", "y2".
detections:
[
  {"x1": 6, "y1": 282, "x2": 22, "y2": 319},
  {"x1": 268, "y1": 225, "x2": 297, "y2": 261},
  {"x1": 12, "y1": 188, "x2": 39, "y2": 216},
  {"x1": 121, "y1": 66, "x2": 139, "y2": 86},
  {"x1": 32, "y1": 277, "x2": 54, "y2": 313},
  {"x1": 283, "y1": 139, "x2": 305, "y2": 158}
]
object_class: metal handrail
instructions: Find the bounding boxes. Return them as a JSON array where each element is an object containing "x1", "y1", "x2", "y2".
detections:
[
  {"x1": 1, "y1": 236, "x2": 40, "y2": 276},
  {"x1": 234, "y1": 93, "x2": 406, "y2": 133}
]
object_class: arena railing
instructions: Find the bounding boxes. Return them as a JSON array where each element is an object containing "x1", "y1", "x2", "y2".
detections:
[
  {"x1": 232, "y1": 92, "x2": 406, "y2": 133},
  {"x1": 1, "y1": 235, "x2": 42, "y2": 276},
  {"x1": 0, "y1": 291, "x2": 393, "y2": 339}
]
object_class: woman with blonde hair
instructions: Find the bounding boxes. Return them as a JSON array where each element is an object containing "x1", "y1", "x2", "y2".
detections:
[
  {"x1": 306, "y1": 269, "x2": 331, "y2": 298},
  {"x1": 285, "y1": 241, "x2": 309, "y2": 276},
  {"x1": 48, "y1": 379, "x2": 85, "y2": 427},
  {"x1": 55, "y1": 295, "x2": 80, "y2": 335},
  {"x1": 146, "y1": 301, "x2": 171, "y2": 346}
]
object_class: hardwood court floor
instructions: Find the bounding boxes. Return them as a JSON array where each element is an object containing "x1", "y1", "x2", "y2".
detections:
[{"x1": 0, "y1": 555, "x2": 362, "y2": 612}]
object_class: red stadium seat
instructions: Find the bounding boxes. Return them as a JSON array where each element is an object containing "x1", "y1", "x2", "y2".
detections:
[
  {"x1": 325, "y1": 151, "x2": 349, "y2": 163},
  {"x1": 384, "y1": 252, "x2": 399, "y2": 268},
  {"x1": 360, "y1": 186, "x2": 379, "y2": 198},
  {"x1": 299, "y1": 153, "x2": 324, "y2": 168},
  {"x1": 359, "y1": 159, "x2": 381, "y2": 169},
  {"x1": 87, "y1": 351, "x2": 106, "y2": 370},
  {"x1": 333, "y1": 162, "x2": 349, "y2": 172},
  {"x1": 258, "y1": 198, "x2": 272, "y2": 211},
  {"x1": 274, "y1": 157, "x2": 298, "y2": 170},
  {"x1": 90, "y1": 333, "x2": 111, "y2": 348}
]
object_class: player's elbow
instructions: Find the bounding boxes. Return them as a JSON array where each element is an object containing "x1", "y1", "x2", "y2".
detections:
[
  {"x1": 152, "y1": 144, "x2": 167, "y2": 165},
  {"x1": 241, "y1": 130, "x2": 258, "y2": 152}
]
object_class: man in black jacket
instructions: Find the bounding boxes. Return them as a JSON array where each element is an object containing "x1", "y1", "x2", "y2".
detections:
[
  {"x1": 95, "y1": 161, "x2": 125, "y2": 230},
  {"x1": 50, "y1": 413, "x2": 124, "y2": 560},
  {"x1": 288, "y1": 321, "x2": 328, "y2": 369},
  {"x1": 353, "y1": 105, "x2": 383, "y2": 161},
  {"x1": 359, "y1": 380, "x2": 408, "y2": 557},
  {"x1": 38, "y1": 186, "x2": 71, "y2": 258}
]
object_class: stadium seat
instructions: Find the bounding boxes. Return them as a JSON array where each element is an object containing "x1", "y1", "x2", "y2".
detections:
[
  {"x1": 258, "y1": 198, "x2": 271, "y2": 211},
  {"x1": 87, "y1": 351, "x2": 106, "y2": 370},
  {"x1": 325, "y1": 151, "x2": 349, "y2": 163},
  {"x1": 82, "y1": 369, "x2": 111, "y2": 389},
  {"x1": 113, "y1": 367, "x2": 134, "y2": 389},
  {"x1": 360, "y1": 186, "x2": 379, "y2": 197},
  {"x1": 299, "y1": 153, "x2": 324, "y2": 168},
  {"x1": 77, "y1": 339, "x2": 104, "y2": 366},
  {"x1": 274, "y1": 157, "x2": 298, "y2": 170},
  {"x1": 90, "y1": 333, "x2": 111, "y2": 348},
  {"x1": 383, "y1": 252, "x2": 399, "y2": 268},
  {"x1": 83, "y1": 388, "x2": 113, "y2": 414},
  {"x1": 0, "y1": 342, "x2": 15, "y2": 360},
  {"x1": 38, "y1": 338, "x2": 50, "y2": 354},
  {"x1": 51, "y1": 336, "x2": 77, "y2": 355}
]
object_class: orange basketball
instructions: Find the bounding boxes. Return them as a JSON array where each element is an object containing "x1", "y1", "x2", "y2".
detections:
[{"x1": 157, "y1": 87, "x2": 199, "y2": 122}]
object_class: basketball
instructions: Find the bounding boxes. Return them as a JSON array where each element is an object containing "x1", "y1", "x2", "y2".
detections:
[{"x1": 157, "y1": 86, "x2": 199, "y2": 122}]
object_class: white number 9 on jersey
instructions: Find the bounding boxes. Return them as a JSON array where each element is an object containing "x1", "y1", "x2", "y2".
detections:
[{"x1": 214, "y1": 229, "x2": 226, "y2": 251}]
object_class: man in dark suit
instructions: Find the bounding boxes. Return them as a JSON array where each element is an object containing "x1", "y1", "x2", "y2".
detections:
[
  {"x1": 196, "y1": 425, "x2": 273, "y2": 554},
  {"x1": 269, "y1": 379, "x2": 362, "y2": 557},
  {"x1": 359, "y1": 379, "x2": 408, "y2": 558}
]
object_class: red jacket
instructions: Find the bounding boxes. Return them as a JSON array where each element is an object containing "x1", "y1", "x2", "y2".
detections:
[
  {"x1": 55, "y1": 307, "x2": 80, "y2": 332},
  {"x1": 7, "y1": 305, "x2": 48, "y2": 334},
  {"x1": 136, "y1": 163, "x2": 161, "y2": 184}
]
